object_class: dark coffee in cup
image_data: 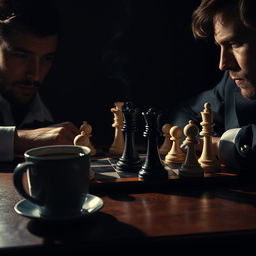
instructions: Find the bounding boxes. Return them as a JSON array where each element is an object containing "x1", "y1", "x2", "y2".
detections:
[{"x1": 13, "y1": 145, "x2": 91, "y2": 218}]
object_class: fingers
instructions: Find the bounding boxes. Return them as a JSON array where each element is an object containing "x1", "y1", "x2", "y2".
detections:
[
  {"x1": 55, "y1": 124, "x2": 79, "y2": 145},
  {"x1": 53, "y1": 122, "x2": 80, "y2": 136},
  {"x1": 64, "y1": 122, "x2": 80, "y2": 136},
  {"x1": 16, "y1": 122, "x2": 81, "y2": 151}
]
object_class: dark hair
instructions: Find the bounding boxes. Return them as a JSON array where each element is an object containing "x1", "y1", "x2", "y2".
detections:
[
  {"x1": 0, "y1": 0, "x2": 59, "y2": 39},
  {"x1": 192, "y1": 0, "x2": 256, "y2": 38}
]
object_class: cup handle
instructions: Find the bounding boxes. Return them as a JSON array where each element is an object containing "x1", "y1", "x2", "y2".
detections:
[{"x1": 13, "y1": 162, "x2": 42, "y2": 205}]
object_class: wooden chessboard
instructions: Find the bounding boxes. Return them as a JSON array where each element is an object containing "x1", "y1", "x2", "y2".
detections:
[
  {"x1": 90, "y1": 154, "x2": 240, "y2": 192},
  {"x1": 12, "y1": 153, "x2": 240, "y2": 193}
]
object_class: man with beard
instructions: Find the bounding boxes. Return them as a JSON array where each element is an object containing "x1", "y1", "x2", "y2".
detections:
[
  {"x1": 0, "y1": 0, "x2": 79, "y2": 161},
  {"x1": 169, "y1": 0, "x2": 256, "y2": 170}
]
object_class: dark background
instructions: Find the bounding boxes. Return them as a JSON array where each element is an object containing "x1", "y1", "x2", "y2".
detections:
[{"x1": 40, "y1": 0, "x2": 222, "y2": 147}]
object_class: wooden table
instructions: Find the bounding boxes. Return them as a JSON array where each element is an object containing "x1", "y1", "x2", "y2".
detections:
[{"x1": 1, "y1": 162, "x2": 256, "y2": 255}]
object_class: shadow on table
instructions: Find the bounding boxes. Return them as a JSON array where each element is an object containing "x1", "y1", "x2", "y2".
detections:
[{"x1": 27, "y1": 212, "x2": 146, "y2": 253}]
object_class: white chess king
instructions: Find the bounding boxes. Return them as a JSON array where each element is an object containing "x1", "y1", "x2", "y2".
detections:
[{"x1": 198, "y1": 103, "x2": 220, "y2": 172}]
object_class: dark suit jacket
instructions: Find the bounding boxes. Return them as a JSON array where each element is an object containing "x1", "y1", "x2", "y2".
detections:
[{"x1": 169, "y1": 71, "x2": 256, "y2": 171}]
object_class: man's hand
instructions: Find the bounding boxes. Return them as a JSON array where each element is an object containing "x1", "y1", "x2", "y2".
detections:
[{"x1": 14, "y1": 122, "x2": 80, "y2": 154}]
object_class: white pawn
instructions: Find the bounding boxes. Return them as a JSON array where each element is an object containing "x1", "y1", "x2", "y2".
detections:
[
  {"x1": 73, "y1": 129, "x2": 95, "y2": 180},
  {"x1": 159, "y1": 123, "x2": 172, "y2": 155},
  {"x1": 73, "y1": 131, "x2": 89, "y2": 147},
  {"x1": 164, "y1": 126, "x2": 185, "y2": 166},
  {"x1": 108, "y1": 102, "x2": 124, "y2": 155},
  {"x1": 179, "y1": 120, "x2": 204, "y2": 177},
  {"x1": 74, "y1": 121, "x2": 96, "y2": 156}
]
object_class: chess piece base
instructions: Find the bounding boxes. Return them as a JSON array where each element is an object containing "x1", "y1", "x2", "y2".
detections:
[
  {"x1": 138, "y1": 168, "x2": 168, "y2": 180},
  {"x1": 116, "y1": 157, "x2": 143, "y2": 173},
  {"x1": 179, "y1": 164, "x2": 204, "y2": 178},
  {"x1": 165, "y1": 162, "x2": 182, "y2": 169},
  {"x1": 199, "y1": 159, "x2": 220, "y2": 173}
]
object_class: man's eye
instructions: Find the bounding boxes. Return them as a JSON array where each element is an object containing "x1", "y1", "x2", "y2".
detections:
[
  {"x1": 44, "y1": 55, "x2": 55, "y2": 62},
  {"x1": 12, "y1": 52, "x2": 28, "y2": 58},
  {"x1": 229, "y1": 42, "x2": 241, "y2": 48}
]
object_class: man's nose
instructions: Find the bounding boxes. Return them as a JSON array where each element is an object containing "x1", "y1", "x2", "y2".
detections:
[
  {"x1": 26, "y1": 59, "x2": 40, "y2": 82},
  {"x1": 219, "y1": 47, "x2": 229, "y2": 71},
  {"x1": 219, "y1": 47, "x2": 237, "y2": 71}
]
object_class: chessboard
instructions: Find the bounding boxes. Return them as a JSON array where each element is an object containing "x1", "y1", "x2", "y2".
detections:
[{"x1": 89, "y1": 153, "x2": 240, "y2": 192}]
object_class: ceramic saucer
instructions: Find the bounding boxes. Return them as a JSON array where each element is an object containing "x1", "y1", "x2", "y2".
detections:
[{"x1": 14, "y1": 194, "x2": 104, "y2": 221}]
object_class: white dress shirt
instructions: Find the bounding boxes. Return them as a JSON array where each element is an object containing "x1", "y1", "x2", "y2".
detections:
[
  {"x1": 0, "y1": 93, "x2": 54, "y2": 161},
  {"x1": 219, "y1": 128, "x2": 241, "y2": 169}
]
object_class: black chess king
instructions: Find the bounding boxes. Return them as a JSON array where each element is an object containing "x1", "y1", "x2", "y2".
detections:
[{"x1": 116, "y1": 102, "x2": 142, "y2": 173}]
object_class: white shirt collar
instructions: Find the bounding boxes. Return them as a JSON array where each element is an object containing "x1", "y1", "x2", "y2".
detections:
[
  {"x1": 21, "y1": 93, "x2": 54, "y2": 126},
  {"x1": 0, "y1": 93, "x2": 54, "y2": 127}
]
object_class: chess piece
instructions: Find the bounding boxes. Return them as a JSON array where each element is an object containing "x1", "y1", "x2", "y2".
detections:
[
  {"x1": 164, "y1": 126, "x2": 186, "y2": 167},
  {"x1": 108, "y1": 102, "x2": 125, "y2": 155},
  {"x1": 139, "y1": 108, "x2": 168, "y2": 180},
  {"x1": 159, "y1": 123, "x2": 172, "y2": 155},
  {"x1": 73, "y1": 131, "x2": 89, "y2": 147},
  {"x1": 116, "y1": 102, "x2": 143, "y2": 173},
  {"x1": 179, "y1": 120, "x2": 204, "y2": 177},
  {"x1": 77, "y1": 121, "x2": 96, "y2": 156},
  {"x1": 74, "y1": 123, "x2": 95, "y2": 179},
  {"x1": 198, "y1": 103, "x2": 220, "y2": 172}
]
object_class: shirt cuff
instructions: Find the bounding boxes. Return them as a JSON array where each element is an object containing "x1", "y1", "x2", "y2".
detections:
[
  {"x1": 219, "y1": 128, "x2": 241, "y2": 168},
  {"x1": 0, "y1": 126, "x2": 16, "y2": 162}
]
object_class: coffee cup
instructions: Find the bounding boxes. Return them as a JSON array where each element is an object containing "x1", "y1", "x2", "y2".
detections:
[{"x1": 13, "y1": 145, "x2": 91, "y2": 218}]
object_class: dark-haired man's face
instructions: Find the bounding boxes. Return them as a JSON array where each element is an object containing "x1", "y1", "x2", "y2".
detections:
[
  {"x1": 214, "y1": 8, "x2": 256, "y2": 99},
  {"x1": 0, "y1": 31, "x2": 58, "y2": 104}
]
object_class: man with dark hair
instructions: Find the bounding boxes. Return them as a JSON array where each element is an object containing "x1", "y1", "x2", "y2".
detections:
[
  {"x1": 0, "y1": 0, "x2": 79, "y2": 161},
  {"x1": 169, "y1": 0, "x2": 256, "y2": 170}
]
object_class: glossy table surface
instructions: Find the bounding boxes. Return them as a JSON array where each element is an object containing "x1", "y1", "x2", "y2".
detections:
[{"x1": 1, "y1": 160, "x2": 256, "y2": 255}]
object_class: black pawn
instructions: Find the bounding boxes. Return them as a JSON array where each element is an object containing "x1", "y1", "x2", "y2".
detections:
[
  {"x1": 139, "y1": 108, "x2": 168, "y2": 180},
  {"x1": 116, "y1": 102, "x2": 143, "y2": 173}
]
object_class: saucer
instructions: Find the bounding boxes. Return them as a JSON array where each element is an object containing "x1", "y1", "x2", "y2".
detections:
[{"x1": 14, "y1": 194, "x2": 104, "y2": 221}]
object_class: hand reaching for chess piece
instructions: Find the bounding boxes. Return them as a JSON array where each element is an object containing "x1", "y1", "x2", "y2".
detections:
[{"x1": 14, "y1": 122, "x2": 80, "y2": 155}]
